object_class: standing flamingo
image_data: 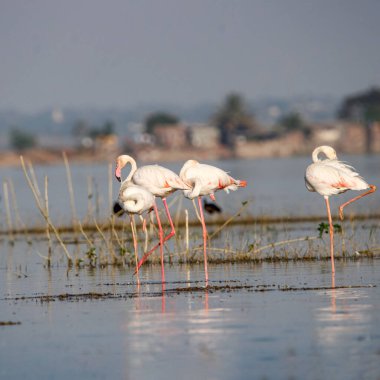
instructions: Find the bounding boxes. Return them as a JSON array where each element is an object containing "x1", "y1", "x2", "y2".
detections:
[
  {"x1": 180, "y1": 159, "x2": 247, "y2": 284},
  {"x1": 305, "y1": 145, "x2": 376, "y2": 274},
  {"x1": 115, "y1": 182, "x2": 155, "y2": 282},
  {"x1": 115, "y1": 155, "x2": 190, "y2": 282}
]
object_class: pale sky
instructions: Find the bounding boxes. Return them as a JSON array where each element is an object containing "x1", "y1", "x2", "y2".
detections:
[{"x1": 1, "y1": 0, "x2": 380, "y2": 113}]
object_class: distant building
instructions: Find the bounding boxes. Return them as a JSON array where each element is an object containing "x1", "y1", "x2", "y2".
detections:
[
  {"x1": 188, "y1": 124, "x2": 220, "y2": 149},
  {"x1": 153, "y1": 123, "x2": 187, "y2": 148},
  {"x1": 309, "y1": 122, "x2": 342, "y2": 146},
  {"x1": 235, "y1": 130, "x2": 306, "y2": 158},
  {"x1": 94, "y1": 134, "x2": 119, "y2": 155}
]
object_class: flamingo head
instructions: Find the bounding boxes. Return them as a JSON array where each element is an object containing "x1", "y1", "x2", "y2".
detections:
[
  {"x1": 115, "y1": 155, "x2": 135, "y2": 182},
  {"x1": 115, "y1": 163, "x2": 122, "y2": 182}
]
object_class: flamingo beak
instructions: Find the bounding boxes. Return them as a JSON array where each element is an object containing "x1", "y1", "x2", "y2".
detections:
[{"x1": 115, "y1": 165, "x2": 121, "y2": 182}]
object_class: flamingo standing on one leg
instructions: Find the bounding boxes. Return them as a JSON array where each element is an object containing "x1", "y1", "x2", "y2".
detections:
[
  {"x1": 115, "y1": 182, "x2": 155, "y2": 283},
  {"x1": 115, "y1": 155, "x2": 190, "y2": 282},
  {"x1": 305, "y1": 145, "x2": 376, "y2": 274},
  {"x1": 180, "y1": 159, "x2": 247, "y2": 284}
]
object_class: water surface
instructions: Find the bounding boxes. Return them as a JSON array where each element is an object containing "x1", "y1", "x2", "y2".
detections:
[{"x1": 1, "y1": 256, "x2": 380, "y2": 380}]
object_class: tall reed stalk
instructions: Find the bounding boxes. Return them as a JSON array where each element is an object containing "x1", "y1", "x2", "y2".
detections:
[
  {"x1": 2, "y1": 181, "x2": 14, "y2": 243},
  {"x1": 8, "y1": 179, "x2": 31, "y2": 242},
  {"x1": 20, "y1": 156, "x2": 72, "y2": 265},
  {"x1": 44, "y1": 176, "x2": 52, "y2": 265},
  {"x1": 62, "y1": 152, "x2": 79, "y2": 234}
]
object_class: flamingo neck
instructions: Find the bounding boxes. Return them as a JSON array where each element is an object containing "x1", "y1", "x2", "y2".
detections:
[
  {"x1": 312, "y1": 146, "x2": 337, "y2": 163},
  {"x1": 125, "y1": 159, "x2": 137, "y2": 182},
  {"x1": 118, "y1": 155, "x2": 137, "y2": 183}
]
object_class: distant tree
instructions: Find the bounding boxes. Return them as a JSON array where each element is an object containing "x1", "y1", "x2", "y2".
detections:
[
  {"x1": 278, "y1": 112, "x2": 305, "y2": 132},
  {"x1": 145, "y1": 112, "x2": 179, "y2": 134},
  {"x1": 338, "y1": 87, "x2": 380, "y2": 153},
  {"x1": 9, "y1": 127, "x2": 37, "y2": 151},
  {"x1": 88, "y1": 120, "x2": 116, "y2": 138},
  {"x1": 338, "y1": 87, "x2": 380, "y2": 122},
  {"x1": 212, "y1": 93, "x2": 256, "y2": 146},
  {"x1": 101, "y1": 120, "x2": 115, "y2": 135}
]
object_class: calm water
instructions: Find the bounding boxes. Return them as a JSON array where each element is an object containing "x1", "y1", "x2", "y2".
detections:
[
  {"x1": 1, "y1": 255, "x2": 380, "y2": 380},
  {"x1": 1, "y1": 155, "x2": 380, "y2": 379},
  {"x1": 0, "y1": 154, "x2": 379, "y2": 228}
]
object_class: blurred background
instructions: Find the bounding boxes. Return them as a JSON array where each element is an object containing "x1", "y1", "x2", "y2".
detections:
[{"x1": 1, "y1": 0, "x2": 380, "y2": 164}]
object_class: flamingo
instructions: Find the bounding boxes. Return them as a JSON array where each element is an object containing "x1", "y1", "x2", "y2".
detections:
[
  {"x1": 305, "y1": 145, "x2": 376, "y2": 273},
  {"x1": 180, "y1": 159, "x2": 247, "y2": 283},
  {"x1": 115, "y1": 182, "x2": 155, "y2": 282},
  {"x1": 115, "y1": 155, "x2": 190, "y2": 282}
]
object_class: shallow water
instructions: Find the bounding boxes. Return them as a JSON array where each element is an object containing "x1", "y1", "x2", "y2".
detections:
[
  {"x1": 1, "y1": 252, "x2": 380, "y2": 380},
  {"x1": 1, "y1": 154, "x2": 380, "y2": 379}
]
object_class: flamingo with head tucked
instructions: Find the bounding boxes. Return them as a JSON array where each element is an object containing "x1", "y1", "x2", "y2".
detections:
[
  {"x1": 180, "y1": 159, "x2": 247, "y2": 284},
  {"x1": 115, "y1": 182, "x2": 155, "y2": 282},
  {"x1": 305, "y1": 145, "x2": 376, "y2": 274},
  {"x1": 115, "y1": 154, "x2": 190, "y2": 282}
]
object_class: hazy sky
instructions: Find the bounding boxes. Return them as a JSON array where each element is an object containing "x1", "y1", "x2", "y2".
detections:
[{"x1": 1, "y1": 0, "x2": 380, "y2": 113}]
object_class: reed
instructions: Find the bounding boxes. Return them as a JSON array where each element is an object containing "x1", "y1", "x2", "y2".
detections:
[
  {"x1": 93, "y1": 217, "x2": 119, "y2": 265},
  {"x1": 62, "y1": 152, "x2": 79, "y2": 234},
  {"x1": 2, "y1": 180, "x2": 14, "y2": 244},
  {"x1": 8, "y1": 179, "x2": 31, "y2": 243},
  {"x1": 20, "y1": 156, "x2": 73, "y2": 265},
  {"x1": 44, "y1": 176, "x2": 52, "y2": 265}
]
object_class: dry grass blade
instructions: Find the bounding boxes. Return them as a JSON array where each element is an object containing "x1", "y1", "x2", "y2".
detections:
[
  {"x1": 20, "y1": 156, "x2": 72, "y2": 263},
  {"x1": 2, "y1": 181, "x2": 14, "y2": 243},
  {"x1": 93, "y1": 217, "x2": 118, "y2": 264},
  {"x1": 251, "y1": 236, "x2": 319, "y2": 255},
  {"x1": 44, "y1": 176, "x2": 52, "y2": 264},
  {"x1": 8, "y1": 179, "x2": 31, "y2": 242},
  {"x1": 208, "y1": 201, "x2": 249, "y2": 239},
  {"x1": 62, "y1": 152, "x2": 79, "y2": 230}
]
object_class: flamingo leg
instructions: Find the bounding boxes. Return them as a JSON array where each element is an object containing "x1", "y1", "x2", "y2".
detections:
[
  {"x1": 325, "y1": 196, "x2": 335, "y2": 274},
  {"x1": 153, "y1": 201, "x2": 165, "y2": 283},
  {"x1": 339, "y1": 185, "x2": 376, "y2": 220},
  {"x1": 140, "y1": 215, "x2": 149, "y2": 252},
  {"x1": 162, "y1": 197, "x2": 176, "y2": 241},
  {"x1": 198, "y1": 196, "x2": 209, "y2": 285},
  {"x1": 130, "y1": 215, "x2": 140, "y2": 285},
  {"x1": 134, "y1": 197, "x2": 175, "y2": 272}
]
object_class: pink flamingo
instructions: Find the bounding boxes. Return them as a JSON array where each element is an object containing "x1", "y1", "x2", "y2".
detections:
[
  {"x1": 180, "y1": 159, "x2": 247, "y2": 284},
  {"x1": 305, "y1": 145, "x2": 376, "y2": 274},
  {"x1": 115, "y1": 155, "x2": 190, "y2": 282},
  {"x1": 115, "y1": 182, "x2": 155, "y2": 282}
]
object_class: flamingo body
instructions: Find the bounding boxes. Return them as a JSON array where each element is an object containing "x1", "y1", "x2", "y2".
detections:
[
  {"x1": 132, "y1": 164, "x2": 189, "y2": 197},
  {"x1": 117, "y1": 183, "x2": 155, "y2": 215},
  {"x1": 305, "y1": 145, "x2": 376, "y2": 274},
  {"x1": 180, "y1": 159, "x2": 247, "y2": 283},
  {"x1": 305, "y1": 146, "x2": 369, "y2": 197},
  {"x1": 115, "y1": 155, "x2": 189, "y2": 195},
  {"x1": 180, "y1": 159, "x2": 247, "y2": 200}
]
